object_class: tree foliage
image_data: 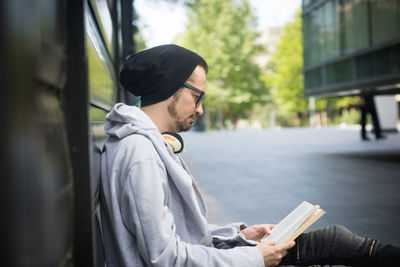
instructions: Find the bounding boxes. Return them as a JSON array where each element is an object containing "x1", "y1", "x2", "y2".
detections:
[
  {"x1": 265, "y1": 10, "x2": 361, "y2": 127},
  {"x1": 146, "y1": 2, "x2": 360, "y2": 128},
  {"x1": 264, "y1": 10, "x2": 308, "y2": 126},
  {"x1": 175, "y1": 0, "x2": 268, "y2": 128}
]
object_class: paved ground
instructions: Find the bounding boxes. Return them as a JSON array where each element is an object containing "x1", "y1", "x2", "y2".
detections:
[{"x1": 181, "y1": 127, "x2": 400, "y2": 246}]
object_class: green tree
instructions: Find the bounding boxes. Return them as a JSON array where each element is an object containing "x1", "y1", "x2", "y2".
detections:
[
  {"x1": 265, "y1": 10, "x2": 308, "y2": 126},
  {"x1": 175, "y1": 0, "x2": 268, "y2": 128},
  {"x1": 265, "y1": 10, "x2": 361, "y2": 127},
  {"x1": 315, "y1": 95, "x2": 360, "y2": 126}
]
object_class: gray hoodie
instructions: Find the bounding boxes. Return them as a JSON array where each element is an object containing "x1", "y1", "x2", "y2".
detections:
[{"x1": 100, "y1": 103, "x2": 264, "y2": 267}]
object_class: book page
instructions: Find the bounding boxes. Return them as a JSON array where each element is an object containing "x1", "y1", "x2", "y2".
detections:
[
  {"x1": 261, "y1": 201, "x2": 317, "y2": 245},
  {"x1": 286, "y1": 208, "x2": 325, "y2": 243}
]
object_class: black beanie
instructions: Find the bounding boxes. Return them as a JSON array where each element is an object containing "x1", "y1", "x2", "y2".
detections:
[{"x1": 120, "y1": 44, "x2": 203, "y2": 106}]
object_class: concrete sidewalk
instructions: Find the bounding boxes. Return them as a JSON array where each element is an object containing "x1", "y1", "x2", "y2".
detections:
[{"x1": 182, "y1": 127, "x2": 400, "y2": 246}]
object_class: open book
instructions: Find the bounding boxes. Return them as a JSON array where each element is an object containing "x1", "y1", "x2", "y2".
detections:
[{"x1": 260, "y1": 201, "x2": 325, "y2": 245}]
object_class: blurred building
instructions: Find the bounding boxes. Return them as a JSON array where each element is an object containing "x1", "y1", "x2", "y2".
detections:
[
  {"x1": 302, "y1": 0, "x2": 400, "y2": 96},
  {"x1": 302, "y1": 0, "x2": 400, "y2": 130}
]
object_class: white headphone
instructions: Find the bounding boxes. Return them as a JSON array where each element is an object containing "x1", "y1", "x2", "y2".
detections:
[{"x1": 162, "y1": 132, "x2": 184, "y2": 153}]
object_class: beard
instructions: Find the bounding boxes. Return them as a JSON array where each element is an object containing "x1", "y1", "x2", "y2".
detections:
[{"x1": 167, "y1": 100, "x2": 197, "y2": 132}]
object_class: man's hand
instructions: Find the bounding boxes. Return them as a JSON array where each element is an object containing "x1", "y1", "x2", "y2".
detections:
[
  {"x1": 240, "y1": 224, "x2": 275, "y2": 241},
  {"x1": 256, "y1": 240, "x2": 295, "y2": 267}
]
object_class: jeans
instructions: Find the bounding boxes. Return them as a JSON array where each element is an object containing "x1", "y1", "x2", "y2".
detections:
[
  {"x1": 213, "y1": 224, "x2": 398, "y2": 266},
  {"x1": 280, "y1": 225, "x2": 382, "y2": 266}
]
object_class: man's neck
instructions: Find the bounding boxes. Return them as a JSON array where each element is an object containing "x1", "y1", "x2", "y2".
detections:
[{"x1": 141, "y1": 105, "x2": 170, "y2": 133}]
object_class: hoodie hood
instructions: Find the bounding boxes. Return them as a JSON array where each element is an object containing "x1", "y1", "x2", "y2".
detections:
[{"x1": 104, "y1": 103, "x2": 158, "y2": 139}]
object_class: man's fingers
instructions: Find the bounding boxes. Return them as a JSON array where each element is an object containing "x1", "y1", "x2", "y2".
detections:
[
  {"x1": 280, "y1": 240, "x2": 295, "y2": 251},
  {"x1": 263, "y1": 240, "x2": 277, "y2": 246},
  {"x1": 263, "y1": 225, "x2": 272, "y2": 234},
  {"x1": 264, "y1": 224, "x2": 275, "y2": 229},
  {"x1": 260, "y1": 224, "x2": 276, "y2": 235}
]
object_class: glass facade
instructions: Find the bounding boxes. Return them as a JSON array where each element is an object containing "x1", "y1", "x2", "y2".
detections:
[
  {"x1": 305, "y1": 68, "x2": 322, "y2": 88},
  {"x1": 303, "y1": 9, "x2": 321, "y2": 67},
  {"x1": 321, "y1": 0, "x2": 340, "y2": 61},
  {"x1": 326, "y1": 59, "x2": 353, "y2": 84},
  {"x1": 371, "y1": 0, "x2": 400, "y2": 45},
  {"x1": 343, "y1": 0, "x2": 369, "y2": 54},
  {"x1": 303, "y1": 0, "x2": 340, "y2": 68},
  {"x1": 86, "y1": 9, "x2": 117, "y2": 110},
  {"x1": 85, "y1": 1, "x2": 123, "y2": 149},
  {"x1": 303, "y1": 0, "x2": 400, "y2": 95},
  {"x1": 89, "y1": 0, "x2": 115, "y2": 57},
  {"x1": 87, "y1": 36, "x2": 116, "y2": 109},
  {"x1": 357, "y1": 44, "x2": 400, "y2": 79},
  {"x1": 303, "y1": 0, "x2": 320, "y2": 8}
]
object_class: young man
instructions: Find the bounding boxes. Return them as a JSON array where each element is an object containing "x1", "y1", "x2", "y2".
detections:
[{"x1": 100, "y1": 44, "x2": 398, "y2": 266}]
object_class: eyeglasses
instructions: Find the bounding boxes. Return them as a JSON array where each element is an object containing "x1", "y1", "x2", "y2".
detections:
[{"x1": 183, "y1": 82, "x2": 205, "y2": 106}]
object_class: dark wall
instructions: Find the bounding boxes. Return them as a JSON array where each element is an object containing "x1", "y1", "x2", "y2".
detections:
[
  {"x1": 1, "y1": 0, "x2": 75, "y2": 266},
  {"x1": 1, "y1": 0, "x2": 135, "y2": 266}
]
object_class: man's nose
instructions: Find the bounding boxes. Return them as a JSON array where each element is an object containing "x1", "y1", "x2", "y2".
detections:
[{"x1": 195, "y1": 104, "x2": 203, "y2": 116}]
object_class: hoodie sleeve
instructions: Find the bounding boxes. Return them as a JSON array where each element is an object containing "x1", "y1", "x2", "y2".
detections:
[
  {"x1": 209, "y1": 223, "x2": 259, "y2": 247},
  {"x1": 120, "y1": 159, "x2": 264, "y2": 267},
  {"x1": 209, "y1": 222, "x2": 244, "y2": 239}
]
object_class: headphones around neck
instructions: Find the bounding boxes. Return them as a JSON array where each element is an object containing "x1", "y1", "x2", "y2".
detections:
[{"x1": 162, "y1": 132, "x2": 184, "y2": 154}]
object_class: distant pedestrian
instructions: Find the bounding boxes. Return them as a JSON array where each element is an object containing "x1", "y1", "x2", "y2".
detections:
[{"x1": 360, "y1": 94, "x2": 385, "y2": 140}]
